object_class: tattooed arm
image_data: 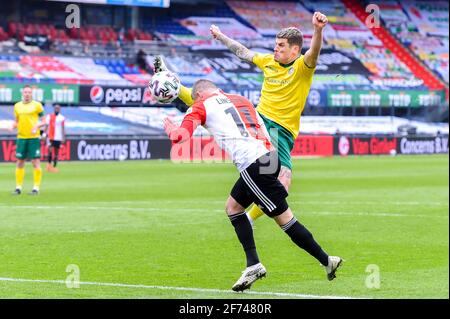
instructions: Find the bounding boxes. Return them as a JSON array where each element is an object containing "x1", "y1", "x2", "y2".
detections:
[{"x1": 210, "y1": 24, "x2": 255, "y2": 63}]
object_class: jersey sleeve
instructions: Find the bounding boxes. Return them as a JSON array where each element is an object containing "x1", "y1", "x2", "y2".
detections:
[
  {"x1": 37, "y1": 102, "x2": 44, "y2": 117},
  {"x1": 296, "y1": 55, "x2": 316, "y2": 80},
  {"x1": 13, "y1": 103, "x2": 18, "y2": 119},
  {"x1": 170, "y1": 102, "x2": 206, "y2": 144},
  {"x1": 184, "y1": 101, "x2": 206, "y2": 125},
  {"x1": 178, "y1": 85, "x2": 194, "y2": 107},
  {"x1": 252, "y1": 53, "x2": 272, "y2": 70}
]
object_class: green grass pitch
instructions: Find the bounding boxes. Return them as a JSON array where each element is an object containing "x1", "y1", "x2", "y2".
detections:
[{"x1": 0, "y1": 155, "x2": 448, "y2": 299}]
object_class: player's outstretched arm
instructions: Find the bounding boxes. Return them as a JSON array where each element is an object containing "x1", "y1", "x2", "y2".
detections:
[
  {"x1": 210, "y1": 24, "x2": 255, "y2": 63},
  {"x1": 179, "y1": 85, "x2": 194, "y2": 107},
  {"x1": 304, "y1": 12, "x2": 328, "y2": 68}
]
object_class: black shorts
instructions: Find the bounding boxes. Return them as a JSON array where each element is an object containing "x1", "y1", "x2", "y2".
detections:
[
  {"x1": 230, "y1": 151, "x2": 289, "y2": 217},
  {"x1": 50, "y1": 140, "x2": 62, "y2": 148}
]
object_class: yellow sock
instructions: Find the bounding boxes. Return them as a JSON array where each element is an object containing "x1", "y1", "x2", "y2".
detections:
[
  {"x1": 33, "y1": 167, "x2": 42, "y2": 190},
  {"x1": 16, "y1": 167, "x2": 25, "y2": 189},
  {"x1": 248, "y1": 204, "x2": 265, "y2": 221}
]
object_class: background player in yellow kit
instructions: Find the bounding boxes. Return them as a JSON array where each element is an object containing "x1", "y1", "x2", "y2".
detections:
[
  {"x1": 155, "y1": 12, "x2": 328, "y2": 222},
  {"x1": 11, "y1": 85, "x2": 46, "y2": 195}
]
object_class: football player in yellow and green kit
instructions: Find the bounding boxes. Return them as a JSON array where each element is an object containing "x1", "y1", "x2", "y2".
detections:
[
  {"x1": 11, "y1": 85, "x2": 46, "y2": 195},
  {"x1": 154, "y1": 12, "x2": 328, "y2": 222}
]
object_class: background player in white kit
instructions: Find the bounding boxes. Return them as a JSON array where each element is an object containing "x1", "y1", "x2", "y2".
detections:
[
  {"x1": 44, "y1": 104, "x2": 65, "y2": 173},
  {"x1": 164, "y1": 79, "x2": 342, "y2": 292}
]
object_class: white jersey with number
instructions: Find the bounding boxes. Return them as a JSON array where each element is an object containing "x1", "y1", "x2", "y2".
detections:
[
  {"x1": 46, "y1": 113, "x2": 65, "y2": 141},
  {"x1": 182, "y1": 90, "x2": 273, "y2": 171}
]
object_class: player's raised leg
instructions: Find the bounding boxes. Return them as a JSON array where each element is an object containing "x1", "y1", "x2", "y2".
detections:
[
  {"x1": 243, "y1": 152, "x2": 342, "y2": 281},
  {"x1": 273, "y1": 208, "x2": 343, "y2": 281}
]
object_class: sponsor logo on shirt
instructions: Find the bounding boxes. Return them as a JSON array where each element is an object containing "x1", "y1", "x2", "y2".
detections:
[{"x1": 266, "y1": 78, "x2": 292, "y2": 86}]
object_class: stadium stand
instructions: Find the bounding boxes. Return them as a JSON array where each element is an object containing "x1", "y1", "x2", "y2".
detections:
[
  {"x1": 342, "y1": 0, "x2": 446, "y2": 90},
  {"x1": 0, "y1": 0, "x2": 448, "y2": 139},
  {"x1": 372, "y1": 0, "x2": 449, "y2": 84},
  {"x1": 0, "y1": 105, "x2": 164, "y2": 137},
  {"x1": 80, "y1": 106, "x2": 449, "y2": 136}
]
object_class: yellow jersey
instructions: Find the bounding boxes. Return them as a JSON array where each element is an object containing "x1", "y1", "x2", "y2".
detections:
[
  {"x1": 14, "y1": 100, "x2": 44, "y2": 139},
  {"x1": 253, "y1": 53, "x2": 315, "y2": 138}
]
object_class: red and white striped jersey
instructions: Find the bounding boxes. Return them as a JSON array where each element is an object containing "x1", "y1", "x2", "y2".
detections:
[
  {"x1": 46, "y1": 113, "x2": 65, "y2": 141},
  {"x1": 173, "y1": 90, "x2": 273, "y2": 171}
]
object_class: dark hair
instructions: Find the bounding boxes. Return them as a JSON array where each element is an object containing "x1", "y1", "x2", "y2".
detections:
[
  {"x1": 23, "y1": 85, "x2": 32, "y2": 89},
  {"x1": 191, "y1": 79, "x2": 218, "y2": 100},
  {"x1": 276, "y1": 27, "x2": 303, "y2": 49}
]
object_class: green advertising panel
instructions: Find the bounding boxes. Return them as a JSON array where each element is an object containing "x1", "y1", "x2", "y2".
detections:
[
  {"x1": 0, "y1": 83, "x2": 79, "y2": 104},
  {"x1": 327, "y1": 89, "x2": 446, "y2": 107}
]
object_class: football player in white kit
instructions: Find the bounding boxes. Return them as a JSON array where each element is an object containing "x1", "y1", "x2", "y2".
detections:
[
  {"x1": 44, "y1": 104, "x2": 65, "y2": 173},
  {"x1": 164, "y1": 79, "x2": 342, "y2": 292}
]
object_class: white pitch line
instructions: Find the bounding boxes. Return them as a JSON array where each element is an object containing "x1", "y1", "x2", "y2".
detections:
[
  {"x1": 0, "y1": 277, "x2": 363, "y2": 299},
  {"x1": 0, "y1": 205, "x2": 213, "y2": 213},
  {"x1": 290, "y1": 200, "x2": 448, "y2": 207},
  {"x1": 74, "y1": 200, "x2": 448, "y2": 206},
  {"x1": 303, "y1": 211, "x2": 446, "y2": 218},
  {"x1": 0, "y1": 205, "x2": 446, "y2": 218}
]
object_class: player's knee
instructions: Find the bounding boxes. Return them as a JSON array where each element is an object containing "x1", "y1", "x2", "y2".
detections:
[
  {"x1": 31, "y1": 159, "x2": 40, "y2": 168},
  {"x1": 225, "y1": 197, "x2": 244, "y2": 216},
  {"x1": 225, "y1": 202, "x2": 237, "y2": 215},
  {"x1": 273, "y1": 208, "x2": 294, "y2": 226}
]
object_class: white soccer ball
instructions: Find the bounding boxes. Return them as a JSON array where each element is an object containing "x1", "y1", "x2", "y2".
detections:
[{"x1": 148, "y1": 71, "x2": 181, "y2": 104}]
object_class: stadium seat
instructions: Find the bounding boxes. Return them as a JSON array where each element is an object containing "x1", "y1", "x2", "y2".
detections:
[
  {"x1": 341, "y1": 0, "x2": 446, "y2": 90},
  {"x1": 114, "y1": 66, "x2": 124, "y2": 74}
]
